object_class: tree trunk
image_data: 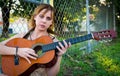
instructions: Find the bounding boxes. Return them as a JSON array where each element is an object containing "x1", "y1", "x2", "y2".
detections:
[
  {"x1": 1, "y1": 6, "x2": 10, "y2": 38},
  {"x1": 1, "y1": 0, "x2": 12, "y2": 38}
]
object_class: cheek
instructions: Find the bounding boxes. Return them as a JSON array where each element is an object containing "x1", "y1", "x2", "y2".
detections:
[
  {"x1": 34, "y1": 18, "x2": 40, "y2": 25},
  {"x1": 47, "y1": 21, "x2": 52, "y2": 27},
  {"x1": 49, "y1": 20, "x2": 53, "y2": 25},
  {"x1": 34, "y1": 16, "x2": 40, "y2": 22}
]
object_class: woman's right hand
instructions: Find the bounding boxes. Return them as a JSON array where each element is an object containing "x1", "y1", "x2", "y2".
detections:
[{"x1": 17, "y1": 48, "x2": 38, "y2": 64}]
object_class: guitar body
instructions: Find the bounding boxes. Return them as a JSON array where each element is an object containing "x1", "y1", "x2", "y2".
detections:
[{"x1": 1, "y1": 36, "x2": 56, "y2": 76}]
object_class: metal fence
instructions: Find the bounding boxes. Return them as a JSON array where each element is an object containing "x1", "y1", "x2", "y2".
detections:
[
  {"x1": 0, "y1": 0, "x2": 115, "y2": 58},
  {"x1": 0, "y1": 0, "x2": 116, "y2": 75}
]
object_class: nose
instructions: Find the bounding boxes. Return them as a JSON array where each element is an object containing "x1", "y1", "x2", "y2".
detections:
[{"x1": 42, "y1": 17, "x2": 47, "y2": 23}]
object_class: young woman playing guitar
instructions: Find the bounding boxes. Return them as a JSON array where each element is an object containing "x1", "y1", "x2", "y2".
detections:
[{"x1": 0, "y1": 3, "x2": 71, "y2": 76}]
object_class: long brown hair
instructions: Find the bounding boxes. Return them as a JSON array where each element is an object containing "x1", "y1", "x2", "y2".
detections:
[{"x1": 28, "y1": 3, "x2": 56, "y2": 35}]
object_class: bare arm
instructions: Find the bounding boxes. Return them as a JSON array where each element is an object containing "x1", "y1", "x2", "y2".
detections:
[
  {"x1": 46, "y1": 37, "x2": 71, "y2": 76},
  {"x1": 0, "y1": 44, "x2": 16, "y2": 55},
  {"x1": 0, "y1": 33, "x2": 24, "y2": 55},
  {"x1": 0, "y1": 33, "x2": 38, "y2": 64},
  {"x1": 46, "y1": 56, "x2": 62, "y2": 76}
]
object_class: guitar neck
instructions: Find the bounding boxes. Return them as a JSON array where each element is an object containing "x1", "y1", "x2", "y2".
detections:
[{"x1": 42, "y1": 33, "x2": 93, "y2": 52}]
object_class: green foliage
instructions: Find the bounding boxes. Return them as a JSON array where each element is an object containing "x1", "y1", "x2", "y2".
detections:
[
  {"x1": 12, "y1": 0, "x2": 37, "y2": 19},
  {"x1": 58, "y1": 38, "x2": 120, "y2": 76},
  {"x1": 54, "y1": 0, "x2": 85, "y2": 33},
  {"x1": 0, "y1": 0, "x2": 37, "y2": 19},
  {"x1": 0, "y1": 34, "x2": 15, "y2": 42}
]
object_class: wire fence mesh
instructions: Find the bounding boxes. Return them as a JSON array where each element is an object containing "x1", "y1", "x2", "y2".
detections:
[
  {"x1": 0, "y1": 0, "x2": 116, "y2": 75},
  {"x1": 0, "y1": 0, "x2": 115, "y2": 55}
]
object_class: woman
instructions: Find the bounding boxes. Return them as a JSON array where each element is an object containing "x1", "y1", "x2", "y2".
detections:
[{"x1": 0, "y1": 3, "x2": 71, "y2": 76}]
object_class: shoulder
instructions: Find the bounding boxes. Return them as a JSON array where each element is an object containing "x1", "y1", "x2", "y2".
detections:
[
  {"x1": 14, "y1": 33, "x2": 26, "y2": 38},
  {"x1": 9, "y1": 33, "x2": 26, "y2": 39}
]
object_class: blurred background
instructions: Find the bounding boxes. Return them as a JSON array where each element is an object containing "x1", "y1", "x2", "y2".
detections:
[{"x1": 0, "y1": 0, "x2": 120, "y2": 76}]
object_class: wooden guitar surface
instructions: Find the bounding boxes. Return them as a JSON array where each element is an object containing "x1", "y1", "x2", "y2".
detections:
[{"x1": 2, "y1": 36, "x2": 56, "y2": 76}]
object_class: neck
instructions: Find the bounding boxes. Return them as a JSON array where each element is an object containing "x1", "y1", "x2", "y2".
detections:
[{"x1": 31, "y1": 29, "x2": 49, "y2": 40}]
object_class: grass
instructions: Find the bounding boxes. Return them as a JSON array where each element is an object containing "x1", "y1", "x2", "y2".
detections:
[
  {"x1": 0, "y1": 34, "x2": 15, "y2": 42},
  {"x1": 58, "y1": 38, "x2": 120, "y2": 76}
]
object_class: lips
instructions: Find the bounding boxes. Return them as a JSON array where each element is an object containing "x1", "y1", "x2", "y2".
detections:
[{"x1": 40, "y1": 24, "x2": 45, "y2": 28}]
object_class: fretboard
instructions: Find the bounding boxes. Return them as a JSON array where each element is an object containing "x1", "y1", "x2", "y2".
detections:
[{"x1": 42, "y1": 34, "x2": 93, "y2": 52}]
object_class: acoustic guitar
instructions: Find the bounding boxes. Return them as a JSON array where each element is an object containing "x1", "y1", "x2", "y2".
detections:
[{"x1": 1, "y1": 29, "x2": 116, "y2": 76}]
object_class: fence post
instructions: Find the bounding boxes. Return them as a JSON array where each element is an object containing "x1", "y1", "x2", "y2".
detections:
[{"x1": 86, "y1": 0, "x2": 91, "y2": 53}]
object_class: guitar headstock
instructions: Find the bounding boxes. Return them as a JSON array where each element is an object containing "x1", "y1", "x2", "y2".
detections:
[{"x1": 92, "y1": 29, "x2": 117, "y2": 40}]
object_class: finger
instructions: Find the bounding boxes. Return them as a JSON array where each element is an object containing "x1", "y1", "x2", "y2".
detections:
[
  {"x1": 28, "y1": 49, "x2": 36, "y2": 54},
  {"x1": 56, "y1": 46, "x2": 64, "y2": 53},
  {"x1": 63, "y1": 40, "x2": 68, "y2": 48},
  {"x1": 58, "y1": 42, "x2": 64, "y2": 50},
  {"x1": 24, "y1": 56, "x2": 31, "y2": 64},
  {"x1": 28, "y1": 52, "x2": 38, "y2": 57},
  {"x1": 27, "y1": 49, "x2": 38, "y2": 57},
  {"x1": 27, "y1": 54, "x2": 37, "y2": 60},
  {"x1": 56, "y1": 46, "x2": 64, "y2": 56},
  {"x1": 68, "y1": 42, "x2": 71, "y2": 47},
  {"x1": 31, "y1": 53, "x2": 38, "y2": 58}
]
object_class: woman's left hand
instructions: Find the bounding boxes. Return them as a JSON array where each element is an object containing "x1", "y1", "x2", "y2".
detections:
[{"x1": 56, "y1": 40, "x2": 71, "y2": 56}]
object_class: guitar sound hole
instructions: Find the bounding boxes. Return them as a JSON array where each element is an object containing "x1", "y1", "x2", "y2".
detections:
[{"x1": 33, "y1": 45, "x2": 43, "y2": 57}]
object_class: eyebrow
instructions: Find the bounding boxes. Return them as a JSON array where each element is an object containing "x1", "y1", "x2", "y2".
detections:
[{"x1": 41, "y1": 11, "x2": 52, "y2": 18}]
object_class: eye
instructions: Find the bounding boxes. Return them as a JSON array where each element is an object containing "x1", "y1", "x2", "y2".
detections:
[
  {"x1": 39, "y1": 15, "x2": 44, "y2": 18},
  {"x1": 46, "y1": 17, "x2": 52, "y2": 21}
]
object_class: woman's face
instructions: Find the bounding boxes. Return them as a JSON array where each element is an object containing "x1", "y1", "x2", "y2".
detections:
[{"x1": 34, "y1": 9, "x2": 53, "y2": 31}]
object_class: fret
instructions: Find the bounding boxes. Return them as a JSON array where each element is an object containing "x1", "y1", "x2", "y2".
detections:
[{"x1": 42, "y1": 34, "x2": 92, "y2": 52}]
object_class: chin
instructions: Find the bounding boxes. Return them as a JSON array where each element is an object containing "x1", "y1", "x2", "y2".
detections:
[{"x1": 38, "y1": 28, "x2": 46, "y2": 31}]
